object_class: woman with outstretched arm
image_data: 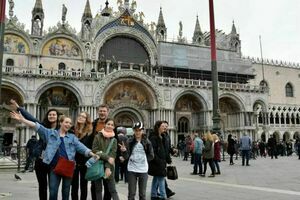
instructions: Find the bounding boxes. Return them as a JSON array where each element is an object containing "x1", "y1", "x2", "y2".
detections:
[{"x1": 10, "y1": 111, "x2": 99, "y2": 200}]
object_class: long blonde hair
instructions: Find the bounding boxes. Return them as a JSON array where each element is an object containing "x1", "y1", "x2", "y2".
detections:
[
  {"x1": 212, "y1": 134, "x2": 219, "y2": 142},
  {"x1": 75, "y1": 112, "x2": 92, "y2": 139},
  {"x1": 204, "y1": 131, "x2": 214, "y2": 142}
]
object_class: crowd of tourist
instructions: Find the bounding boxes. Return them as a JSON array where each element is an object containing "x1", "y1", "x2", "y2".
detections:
[{"x1": 7, "y1": 98, "x2": 300, "y2": 200}]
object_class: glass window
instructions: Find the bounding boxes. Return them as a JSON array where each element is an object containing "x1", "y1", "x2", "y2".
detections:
[{"x1": 285, "y1": 83, "x2": 293, "y2": 97}]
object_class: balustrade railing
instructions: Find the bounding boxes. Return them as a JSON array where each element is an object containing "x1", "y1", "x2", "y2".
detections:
[
  {"x1": 3, "y1": 65, "x2": 105, "y2": 80},
  {"x1": 3, "y1": 65, "x2": 267, "y2": 93},
  {"x1": 155, "y1": 76, "x2": 267, "y2": 93}
]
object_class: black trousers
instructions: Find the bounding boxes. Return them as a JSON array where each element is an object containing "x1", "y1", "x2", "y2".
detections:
[
  {"x1": 71, "y1": 165, "x2": 88, "y2": 200},
  {"x1": 34, "y1": 158, "x2": 50, "y2": 200},
  {"x1": 91, "y1": 179, "x2": 111, "y2": 200}
]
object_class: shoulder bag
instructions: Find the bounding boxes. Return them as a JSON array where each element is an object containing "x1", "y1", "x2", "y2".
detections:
[
  {"x1": 85, "y1": 138, "x2": 115, "y2": 181},
  {"x1": 167, "y1": 165, "x2": 178, "y2": 180},
  {"x1": 53, "y1": 156, "x2": 75, "y2": 179}
]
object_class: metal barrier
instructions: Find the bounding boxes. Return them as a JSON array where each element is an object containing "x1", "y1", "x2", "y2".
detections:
[{"x1": 0, "y1": 146, "x2": 27, "y2": 170}]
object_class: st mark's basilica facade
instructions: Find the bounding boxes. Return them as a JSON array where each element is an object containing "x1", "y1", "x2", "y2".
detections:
[{"x1": 1, "y1": 0, "x2": 300, "y2": 145}]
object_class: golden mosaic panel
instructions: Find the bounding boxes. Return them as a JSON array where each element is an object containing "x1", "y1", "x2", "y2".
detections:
[
  {"x1": 42, "y1": 38, "x2": 82, "y2": 58},
  {"x1": 4, "y1": 34, "x2": 29, "y2": 54}
]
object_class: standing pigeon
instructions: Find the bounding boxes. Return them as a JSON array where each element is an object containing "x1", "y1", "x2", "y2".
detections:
[{"x1": 14, "y1": 174, "x2": 22, "y2": 180}]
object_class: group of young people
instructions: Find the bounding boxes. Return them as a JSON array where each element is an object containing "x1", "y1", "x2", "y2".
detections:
[
  {"x1": 190, "y1": 132, "x2": 221, "y2": 177},
  {"x1": 9, "y1": 99, "x2": 175, "y2": 200}
]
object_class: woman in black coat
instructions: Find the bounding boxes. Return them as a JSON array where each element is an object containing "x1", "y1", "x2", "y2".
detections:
[
  {"x1": 148, "y1": 121, "x2": 171, "y2": 200},
  {"x1": 227, "y1": 134, "x2": 236, "y2": 165}
]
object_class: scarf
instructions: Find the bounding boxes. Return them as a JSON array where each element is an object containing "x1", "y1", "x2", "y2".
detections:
[{"x1": 101, "y1": 128, "x2": 115, "y2": 138}]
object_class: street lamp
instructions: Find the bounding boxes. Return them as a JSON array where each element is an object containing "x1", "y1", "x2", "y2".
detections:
[{"x1": 208, "y1": 0, "x2": 221, "y2": 133}]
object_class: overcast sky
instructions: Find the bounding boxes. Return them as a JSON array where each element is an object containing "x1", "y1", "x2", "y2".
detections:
[{"x1": 7, "y1": 0, "x2": 300, "y2": 63}]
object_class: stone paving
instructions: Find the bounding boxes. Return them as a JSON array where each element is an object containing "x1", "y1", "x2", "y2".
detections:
[{"x1": 0, "y1": 155, "x2": 299, "y2": 200}]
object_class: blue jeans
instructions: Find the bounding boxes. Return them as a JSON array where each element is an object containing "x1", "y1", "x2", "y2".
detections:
[
  {"x1": 241, "y1": 150, "x2": 250, "y2": 165},
  {"x1": 49, "y1": 170, "x2": 72, "y2": 200},
  {"x1": 193, "y1": 153, "x2": 202, "y2": 174},
  {"x1": 151, "y1": 176, "x2": 166, "y2": 198}
]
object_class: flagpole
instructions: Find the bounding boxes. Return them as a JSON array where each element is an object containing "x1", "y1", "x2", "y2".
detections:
[
  {"x1": 259, "y1": 35, "x2": 265, "y2": 81},
  {"x1": 209, "y1": 0, "x2": 221, "y2": 133},
  {"x1": 0, "y1": 0, "x2": 7, "y2": 155}
]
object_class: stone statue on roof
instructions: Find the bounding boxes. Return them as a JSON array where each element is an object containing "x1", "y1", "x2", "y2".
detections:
[
  {"x1": 131, "y1": 0, "x2": 137, "y2": 10},
  {"x1": 117, "y1": 0, "x2": 123, "y2": 7},
  {"x1": 62, "y1": 4, "x2": 68, "y2": 24},
  {"x1": 8, "y1": 0, "x2": 14, "y2": 18},
  {"x1": 179, "y1": 21, "x2": 183, "y2": 38}
]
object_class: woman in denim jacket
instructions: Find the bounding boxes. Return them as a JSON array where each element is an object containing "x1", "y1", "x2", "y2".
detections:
[
  {"x1": 10, "y1": 99, "x2": 61, "y2": 200},
  {"x1": 10, "y1": 111, "x2": 98, "y2": 200}
]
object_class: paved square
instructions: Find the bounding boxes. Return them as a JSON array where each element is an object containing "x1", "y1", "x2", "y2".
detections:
[{"x1": 0, "y1": 155, "x2": 299, "y2": 200}]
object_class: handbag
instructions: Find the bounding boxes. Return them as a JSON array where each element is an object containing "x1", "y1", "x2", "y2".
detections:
[
  {"x1": 85, "y1": 160, "x2": 105, "y2": 181},
  {"x1": 85, "y1": 138, "x2": 115, "y2": 181},
  {"x1": 53, "y1": 156, "x2": 75, "y2": 178},
  {"x1": 167, "y1": 165, "x2": 178, "y2": 180}
]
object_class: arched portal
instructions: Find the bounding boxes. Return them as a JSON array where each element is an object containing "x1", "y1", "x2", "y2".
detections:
[
  {"x1": 103, "y1": 80, "x2": 155, "y2": 110},
  {"x1": 38, "y1": 86, "x2": 79, "y2": 120},
  {"x1": 219, "y1": 96, "x2": 243, "y2": 135},
  {"x1": 111, "y1": 107, "x2": 145, "y2": 136},
  {"x1": 273, "y1": 132, "x2": 280, "y2": 143},
  {"x1": 114, "y1": 111, "x2": 140, "y2": 128},
  {"x1": 294, "y1": 132, "x2": 300, "y2": 140},
  {"x1": 261, "y1": 132, "x2": 266, "y2": 142},
  {"x1": 283, "y1": 132, "x2": 291, "y2": 142},
  {"x1": 174, "y1": 93, "x2": 204, "y2": 140},
  {"x1": 1, "y1": 87, "x2": 23, "y2": 135}
]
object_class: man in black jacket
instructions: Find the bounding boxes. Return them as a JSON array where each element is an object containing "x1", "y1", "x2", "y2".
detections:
[
  {"x1": 267, "y1": 134, "x2": 278, "y2": 159},
  {"x1": 22, "y1": 135, "x2": 38, "y2": 172}
]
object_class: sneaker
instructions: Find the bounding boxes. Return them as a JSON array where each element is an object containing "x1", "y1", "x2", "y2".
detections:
[
  {"x1": 208, "y1": 174, "x2": 215, "y2": 177},
  {"x1": 199, "y1": 174, "x2": 205, "y2": 177},
  {"x1": 215, "y1": 172, "x2": 221, "y2": 175}
]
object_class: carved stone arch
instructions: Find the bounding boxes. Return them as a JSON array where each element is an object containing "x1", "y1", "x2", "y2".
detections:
[
  {"x1": 2, "y1": 78, "x2": 28, "y2": 101},
  {"x1": 260, "y1": 132, "x2": 266, "y2": 142},
  {"x1": 272, "y1": 131, "x2": 280, "y2": 143},
  {"x1": 34, "y1": 80, "x2": 84, "y2": 105},
  {"x1": 93, "y1": 70, "x2": 162, "y2": 108},
  {"x1": 110, "y1": 105, "x2": 148, "y2": 128},
  {"x1": 293, "y1": 132, "x2": 300, "y2": 139},
  {"x1": 219, "y1": 93, "x2": 246, "y2": 112},
  {"x1": 172, "y1": 89, "x2": 208, "y2": 111},
  {"x1": 1, "y1": 80, "x2": 26, "y2": 104},
  {"x1": 253, "y1": 99, "x2": 268, "y2": 112},
  {"x1": 40, "y1": 34, "x2": 85, "y2": 59},
  {"x1": 94, "y1": 27, "x2": 158, "y2": 65},
  {"x1": 4, "y1": 31, "x2": 33, "y2": 54},
  {"x1": 283, "y1": 131, "x2": 291, "y2": 142},
  {"x1": 253, "y1": 99, "x2": 267, "y2": 124}
]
